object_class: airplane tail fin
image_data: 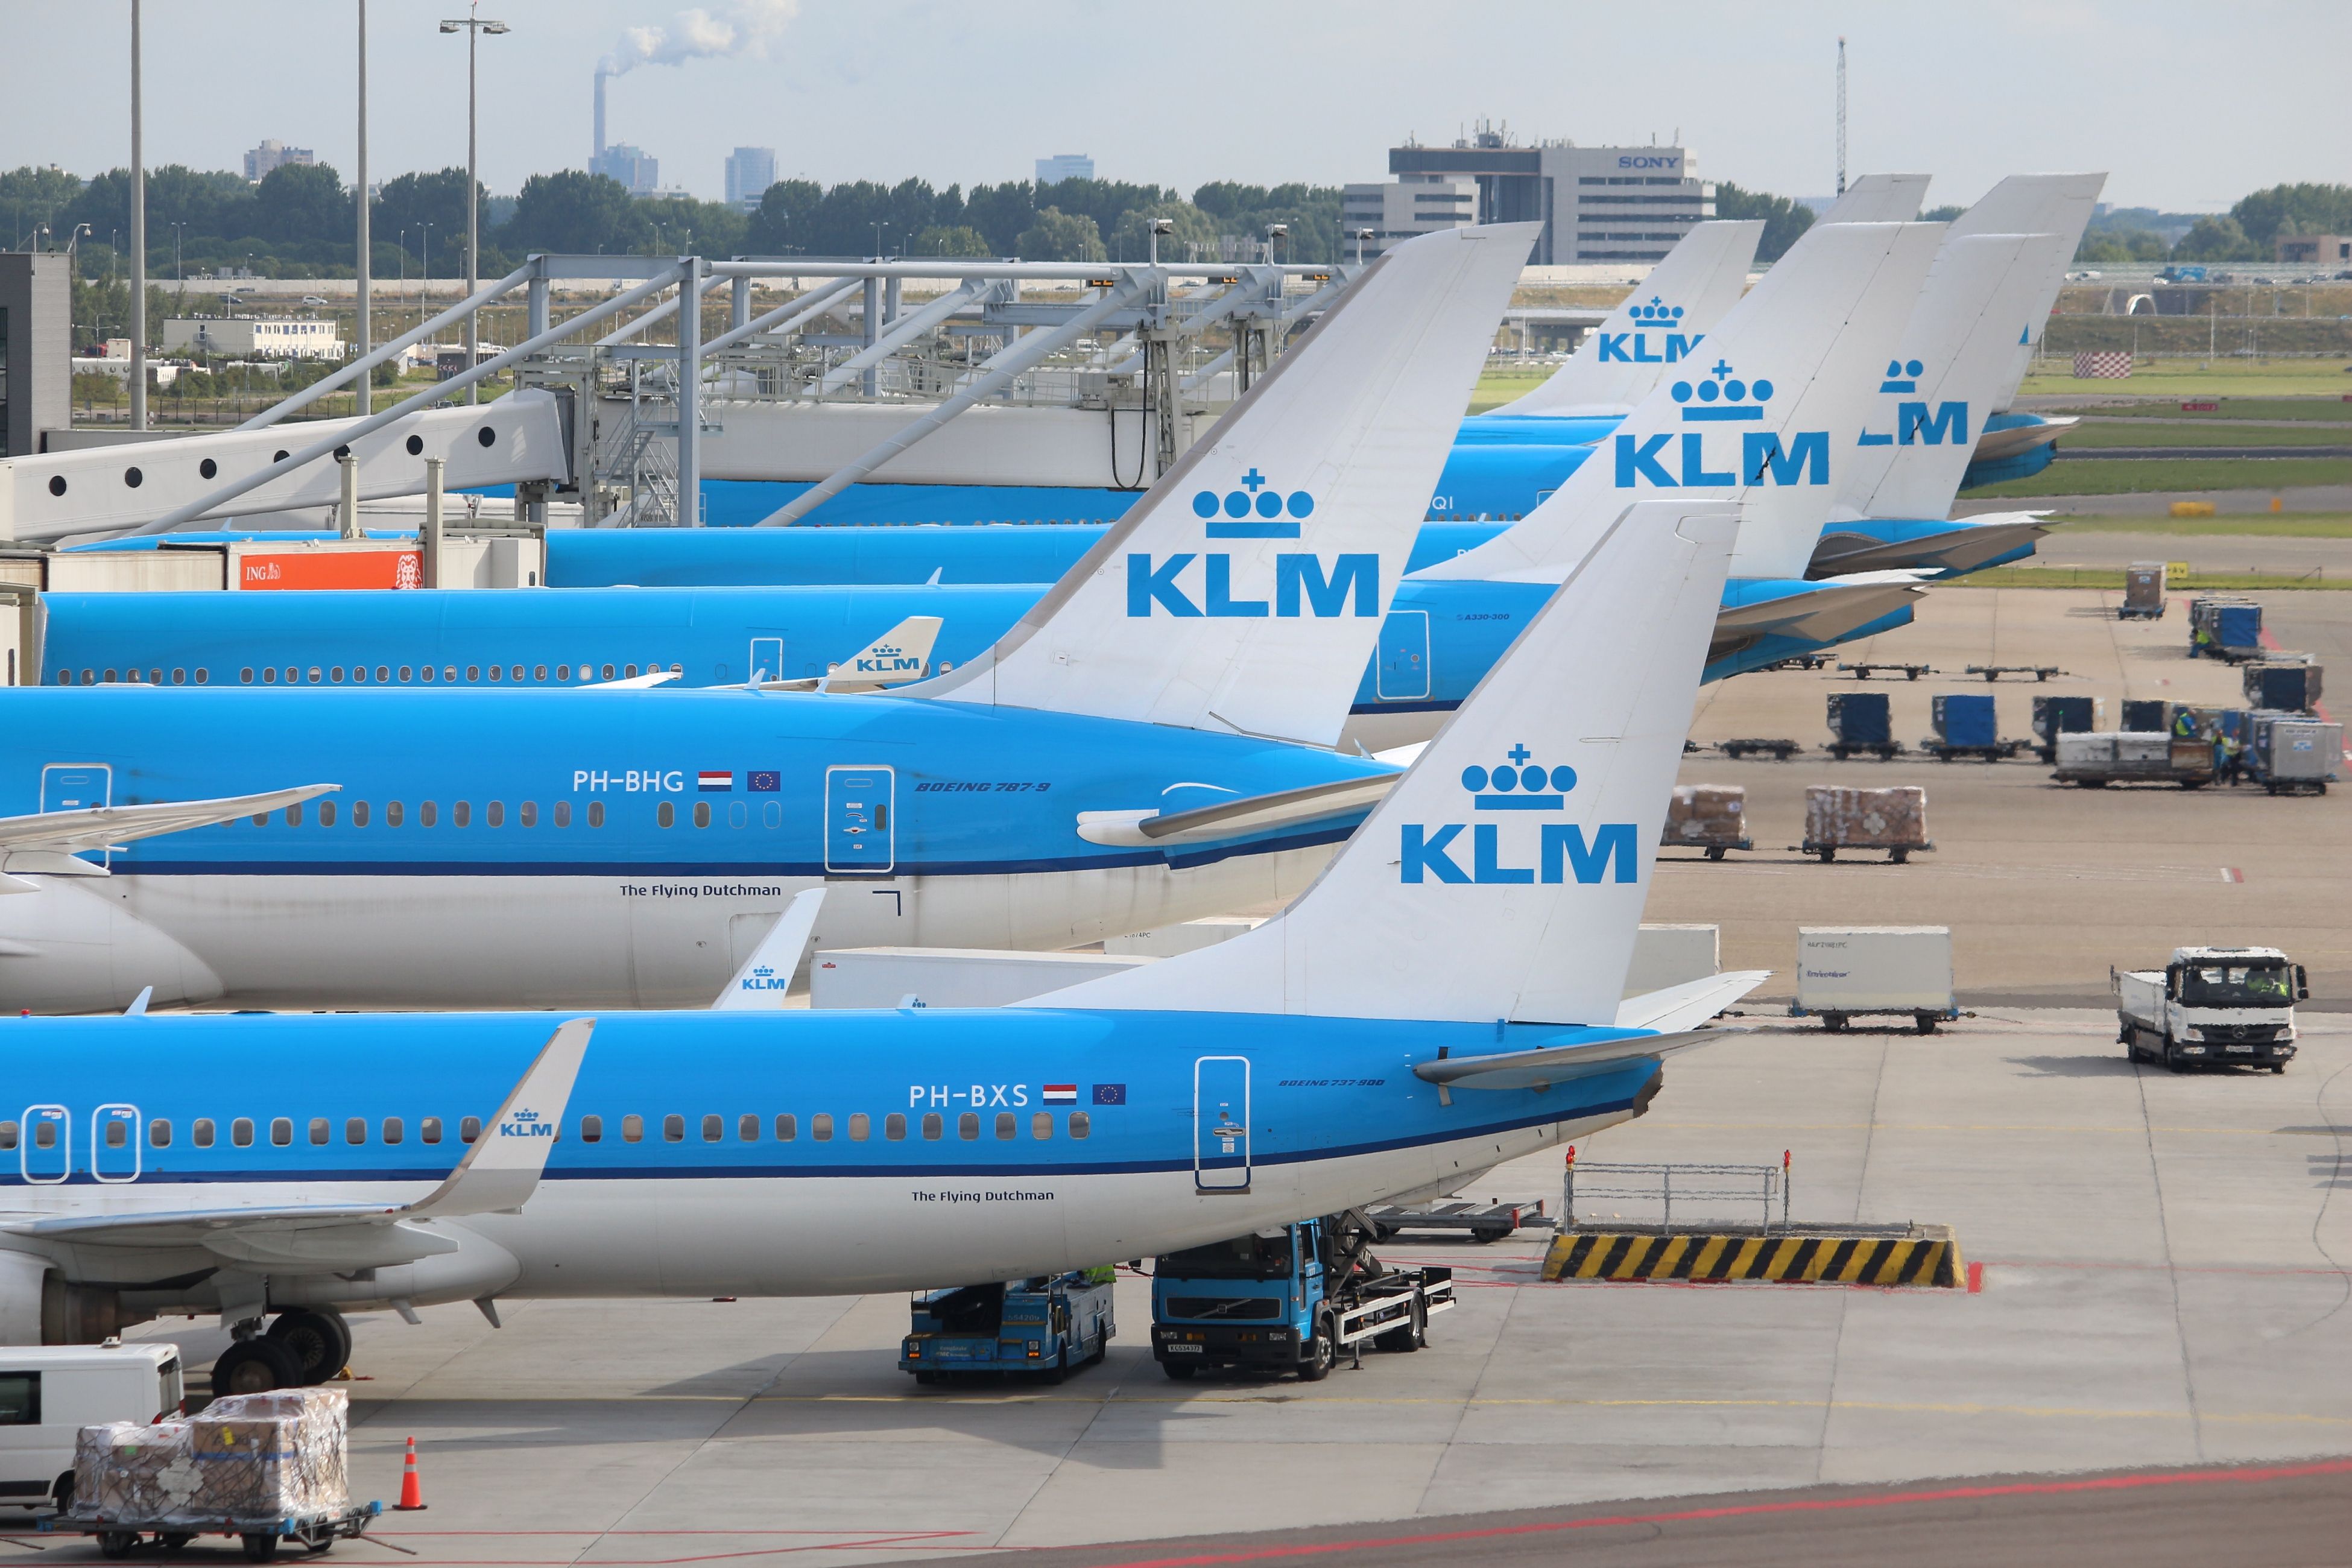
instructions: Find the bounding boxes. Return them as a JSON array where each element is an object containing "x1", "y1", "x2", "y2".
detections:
[
  {"x1": 1816, "y1": 174, "x2": 1932, "y2": 224},
  {"x1": 1947, "y1": 173, "x2": 2105, "y2": 409},
  {"x1": 1416, "y1": 223, "x2": 1944, "y2": 587},
  {"x1": 713, "y1": 889, "x2": 825, "y2": 1010},
  {"x1": 1493, "y1": 220, "x2": 1764, "y2": 417},
  {"x1": 754, "y1": 616, "x2": 944, "y2": 692},
  {"x1": 890, "y1": 223, "x2": 1537, "y2": 748},
  {"x1": 1040, "y1": 499, "x2": 1736, "y2": 1024}
]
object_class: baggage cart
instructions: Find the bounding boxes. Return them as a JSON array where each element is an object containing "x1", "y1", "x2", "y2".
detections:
[
  {"x1": 1791, "y1": 926, "x2": 1959, "y2": 1033},
  {"x1": 1964, "y1": 664, "x2": 2063, "y2": 682},
  {"x1": 1798, "y1": 785, "x2": 1933, "y2": 863},
  {"x1": 2189, "y1": 596, "x2": 2263, "y2": 661},
  {"x1": 1661, "y1": 783, "x2": 1753, "y2": 859},
  {"x1": 2247, "y1": 714, "x2": 2341, "y2": 796},
  {"x1": 1364, "y1": 1200, "x2": 1546, "y2": 1244},
  {"x1": 2052, "y1": 732, "x2": 2214, "y2": 788},
  {"x1": 2120, "y1": 561, "x2": 2167, "y2": 619},
  {"x1": 43, "y1": 1501, "x2": 381, "y2": 1563},
  {"x1": 1836, "y1": 661, "x2": 1933, "y2": 681},
  {"x1": 1826, "y1": 692, "x2": 1903, "y2": 760},
  {"x1": 1715, "y1": 738, "x2": 1801, "y2": 760}
]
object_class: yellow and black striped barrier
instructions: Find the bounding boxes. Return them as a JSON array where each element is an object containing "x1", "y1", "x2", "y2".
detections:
[{"x1": 1541, "y1": 1225, "x2": 1962, "y2": 1288}]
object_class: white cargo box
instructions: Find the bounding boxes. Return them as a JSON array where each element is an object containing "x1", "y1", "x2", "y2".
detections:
[
  {"x1": 2261, "y1": 719, "x2": 2341, "y2": 782},
  {"x1": 2055, "y1": 732, "x2": 2170, "y2": 769},
  {"x1": 809, "y1": 946, "x2": 1150, "y2": 1009},
  {"x1": 1622, "y1": 924, "x2": 1720, "y2": 996},
  {"x1": 1796, "y1": 926, "x2": 1955, "y2": 1013},
  {"x1": 1103, "y1": 917, "x2": 1263, "y2": 958}
]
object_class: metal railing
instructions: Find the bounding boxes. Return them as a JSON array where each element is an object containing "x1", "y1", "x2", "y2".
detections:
[{"x1": 1561, "y1": 1151, "x2": 1791, "y2": 1234}]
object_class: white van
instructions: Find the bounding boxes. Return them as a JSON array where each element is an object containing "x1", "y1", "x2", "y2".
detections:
[{"x1": 0, "y1": 1344, "x2": 185, "y2": 1512}]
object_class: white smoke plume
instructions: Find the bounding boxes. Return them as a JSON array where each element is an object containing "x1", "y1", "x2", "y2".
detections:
[{"x1": 604, "y1": 0, "x2": 797, "y2": 74}]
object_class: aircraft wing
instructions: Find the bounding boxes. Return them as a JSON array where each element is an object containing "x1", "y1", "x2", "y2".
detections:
[
  {"x1": 0, "y1": 785, "x2": 340, "y2": 876},
  {"x1": 756, "y1": 615, "x2": 944, "y2": 692},
  {"x1": 0, "y1": 1019, "x2": 591, "y2": 1266},
  {"x1": 583, "y1": 669, "x2": 682, "y2": 689},
  {"x1": 713, "y1": 890, "x2": 824, "y2": 1010},
  {"x1": 1809, "y1": 514, "x2": 2053, "y2": 578},
  {"x1": 1616, "y1": 971, "x2": 1771, "y2": 1032},
  {"x1": 1710, "y1": 580, "x2": 1923, "y2": 653},
  {"x1": 1075, "y1": 773, "x2": 1399, "y2": 848},
  {"x1": 1412, "y1": 1026, "x2": 1747, "y2": 1092}
]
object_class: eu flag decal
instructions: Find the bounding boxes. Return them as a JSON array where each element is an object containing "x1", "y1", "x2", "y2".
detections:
[
  {"x1": 748, "y1": 770, "x2": 780, "y2": 793},
  {"x1": 1091, "y1": 1084, "x2": 1127, "y2": 1105}
]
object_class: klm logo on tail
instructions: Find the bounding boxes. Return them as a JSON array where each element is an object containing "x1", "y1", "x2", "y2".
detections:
[
  {"x1": 1597, "y1": 296, "x2": 1700, "y2": 365},
  {"x1": 854, "y1": 642, "x2": 925, "y2": 676},
  {"x1": 1857, "y1": 359, "x2": 1968, "y2": 449},
  {"x1": 1128, "y1": 467, "x2": 1377, "y2": 619},
  {"x1": 1399, "y1": 743, "x2": 1639, "y2": 885},
  {"x1": 738, "y1": 964, "x2": 789, "y2": 994},
  {"x1": 1613, "y1": 361, "x2": 1828, "y2": 490}
]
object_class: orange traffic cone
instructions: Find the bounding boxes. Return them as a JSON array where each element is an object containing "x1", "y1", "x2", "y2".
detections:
[{"x1": 394, "y1": 1436, "x2": 428, "y2": 1511}]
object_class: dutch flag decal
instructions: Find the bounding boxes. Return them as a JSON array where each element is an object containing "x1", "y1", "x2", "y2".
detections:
[
  {"x1": 698, "y1": 771, "x2": 732, "y2": 792},
  {"x1": 1042, "y1": 1084, "x2": 1078, "y2": 1104}
]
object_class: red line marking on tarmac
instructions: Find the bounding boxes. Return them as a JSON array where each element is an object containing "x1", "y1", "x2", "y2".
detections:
[
  {"x1": 2221, "y1": 867, "x2": 2244, "y2": 884},
  {"x1": 1967, "y1": 1261, "x2": 1984, "y2": 1294},
  {"x1": 1065, "y1": 1458, "x2": 2352, "y2": 1568},
  {"x1": 354, "y1": 1529, "x2": 979, "y2": 1565}
]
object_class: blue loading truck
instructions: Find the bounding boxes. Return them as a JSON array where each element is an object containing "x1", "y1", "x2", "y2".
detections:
[
  {"x1": 900, "y1": 1270, "x2": 1116, "y2": 1384},
  {"x1": 1149, "y1": 1213, "x2": 1455, "y2": 1382}
]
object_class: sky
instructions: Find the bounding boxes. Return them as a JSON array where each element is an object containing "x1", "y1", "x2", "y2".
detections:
[{"x1": 1, "y1": 0, "x2": 2344, "y2": 213}]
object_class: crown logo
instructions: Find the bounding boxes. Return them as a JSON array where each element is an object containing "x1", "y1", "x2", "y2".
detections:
[
  {"x1": 1879, "y1": 357, "x2": 1924, "y2": 393},
  {"x1": 1671, "y1": 359, "x2": 1774, "y2": 423},
  {"x1": 1628, "y1": 295, "x2": 1685, "y2": 326},
  {"x1": 1460, "y1": 744, "x2": 1576, "y2": 811},
  {"x1": 511, "y1": 1108, "x2": 542, "y2": 1122},
  {"x1": 752, "y1": 966, "x2": 774, "y2": 978},
  {"x1": 1191, "y1": 467, "x2": 1314, "y2": 538}
]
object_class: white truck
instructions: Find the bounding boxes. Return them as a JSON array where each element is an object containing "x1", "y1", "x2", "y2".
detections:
[
  {"x1": 2115, "y1": 946, "x2": 2306, "y2": 1072},
  {"x1": 0, "y1": 1343, "x2": 185, "y2": 1514}
]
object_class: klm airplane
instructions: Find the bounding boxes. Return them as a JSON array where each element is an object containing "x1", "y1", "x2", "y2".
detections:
[
  {"x1": 0, "y1": 501, "x2": 1756, "y2": 1400},
  {"x1": 0, "y1": 224, "x2": 1538, "y2": 1015}
]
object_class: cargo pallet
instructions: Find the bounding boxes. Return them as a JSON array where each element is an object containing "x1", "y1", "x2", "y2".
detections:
[
  {"x1": 1715, "y1": 738, "x2": 1803, "y2": 760},
  {"x1": 1365, "y1": 1200, "x2": 1545, "y2": 1244},
  {"x1": 1838, "y1": 661, "x2": 1933, "y2": 681},
  {"x1": 1921, "y1": 739, "x2": 2028, "y2": 763},
  {"x1": 1790, "y1": 1002, "x2": 1962, "y2": 1032},
  {"x1": 1798, "y1": 838, "x2": 1932, "y2": 864},
  {"x1": 43, "y1": 1502, "x2": 381, "y2": 1563},
  {"x1": 2257, "y1": 777, "x2": 2330, "y2": 797},
  {"x1": 1964, "y1": 663, "x2": 2063, "y2": 682},
  {"x1": 1825, "y1": 741, "x2": 1905, "y2": 760},
  {"x1": 2117, "y1": 602, "x2": 2164, "y2": 621}
]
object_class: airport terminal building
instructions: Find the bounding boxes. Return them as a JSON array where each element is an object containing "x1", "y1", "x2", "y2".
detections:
[{"x1": 1355, "y1": 127, "x2": 1713, "y2": 264}]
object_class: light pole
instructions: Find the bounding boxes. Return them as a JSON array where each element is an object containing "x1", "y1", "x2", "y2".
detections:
[
  {"x1": 169, "y1": 221, "x2": 185, "y2": 281},
  {"x1": 130, "y1": 0, "x2": 147, "y2": 429},
  {"x1": 439, "y1": 6, "x2": 507, "y2": 402},
  {"x1": 873, "y1": 221, "x2": 890, "y2": 258},
  {"x1": 356, "y1": 0, "x2": 371, "y2": 414},
  {"x1": 419, "y1": 222, "x2": 434, "y2": 334}
]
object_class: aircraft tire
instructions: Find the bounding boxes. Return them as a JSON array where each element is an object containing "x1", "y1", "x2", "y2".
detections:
[
  {"x1": 213, "y1": 1337, "x2": 304, "y2": 1397},
  {"x1": 268, "y1": 1309, "x2": 353, "y2": 1385}
]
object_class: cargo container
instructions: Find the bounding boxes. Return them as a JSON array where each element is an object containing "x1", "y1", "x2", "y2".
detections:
[
  {"x1": 2189, "y1": 596, "x2": 2263, "y2": 660},
  {"x1": 1825, "y1": 692, "x2": 1899, "y2": 759},
  {"x1": 1792, "y1": 926, "x2": 1958, "y2": 1032},
  {"x1": 2121, "y1": 698, "x2": 2170, "y2": 733},
  {"x1": 2120, "y1": 561, "x2": 2166, "y2": 619},
  {"x1": 2051, "y1": 731, "x2": 2214, "y2": 788},
  {"x1": 1925, "y1": 693, "x2": 2015, "y2": 759},
  {"x1": 2243, "y1": 662, "x2": 2322, "y2": 713},
  {"x1": 2246, "y1": 715, "x2": 2341, "y2": 795},
  {"x1": 1660, "y1": 783, "x2": 1751, "y2": 859},
  {"x1": 2031, "y1": 695, "x2": 2101, "y2": 760},
  {"x1": 1800, "y1": 785, "x2": 1932, "y2": 862}
]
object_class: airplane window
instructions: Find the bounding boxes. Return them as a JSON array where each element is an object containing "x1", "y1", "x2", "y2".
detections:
[
  {"x1": 0, "y1": 1122, "x2": 14, "y2": 1151},
  {"x1": 308, "y1": 668, "x2": 321, "y2": 683},
  {"x1": 693, "y1": 802, "x2": 710, "y2": 829},
  {"x1": 670, "y1": 663, "x2": 683, "y2": 674},
  {"x1": 345, "y1": 1118, "x2": 366, "y2": 1145},
  {"x1": 922, "y1": 1113, "x2": 942, "y2": 1140},
  {"x1": 487, "y1": 665, "x2": 502, "y2": 683},
  {"x1": 262, "y1": 668, "x2": 276, "y2": 684},
  {"x1": 625, "y1": 665, "x2": 639, "y2": 679},
  {"x1": 454, "y1": 802, "x2": 471, "y2": 827},
  {"x1": 519, "y1": 802, "x2": 536, "y2": 827},
  {"x1": 1069, "y1": 1113, "x2": 1089, "y2": 1140},
  {"x1": 621, "y1": 1114, "x2": 642, "y2": 1143},
  {"x1": 196, "y1": 669, "x2": 209, "y2": 684},
  {"x1": 657, "y1": 802, "x2": 675, "y2": 829},
  {"x1": 601, "y1": 665, "x2": 616, "y2": 680},
  {"x1": 349, "y1": 667, "x2": 364, "y2": 684},
  {"x1": 352, "y1": 802, "x2": 370, "y2": 827},
  {"x1": 148, "y1": 1119, "x2": 170, "y2": 1148},
  {"x1": 460, "y1": 1116, "x2": 481, "y2": 1144},
  {"x1": 774, "y1": 1114, "x2": 795, "y2": 1141},
  {"x1": 382, "y1": 1118, "x2": 403, "y2": 1145},
  {"x1": 148, "y1": 668, "x2": 162, "y2": 685},
  {"x1": 811, "y1": 1114, "x2": 835, "y2": 1143},
  {"x1": 171, "y1": 668, "x2": 185, "y2": 684},
  {"x1": 557, "y1": 665, "x2": 571, "y2": 681},
  {"x1": 286, "y1": 803, "x2": 303, "y2": 826},
  {"x1": 443, "y1": 667, "x2": 457, "y2": 682},
  {"x1": 194, "y1": 1119, "x2": 215, "y2": 1148},
  {"x1": 958, "y1": 1113, "x2": 979, "y2": 1141},
  {"x1": 385, "y1": 802, "x2": 403, "y2": 827},
  {"x1": 420, "y1": 801, "x2": 437, "y2": 827},
  {"x1": 510, "y1": 666, "x2": 523, "y2": 681},
  {"x1": 376, "y1": 667, "x2": 390, "y2": 683},
  {"x1": 81, "y1": 669, "x2": 95, "y2": 684},
  {"x1": 105, "y1": 669, "x2": 118, "y2": 683},
  {"x1": 330, "y1": 668, "x2": 345, "y2": 683},
  {"x1": 421, "y1": 1118, "x2": 443, "y2": 1144},
  {"x1": 849, "y1": 1113, "x2": 870, "y2": 1142},
  {"x1": 995, "y1": 1113, "x2": 1016, "y2": 1141},
  {"x1": 663, "y1": 1114, "x2": 684, "y2": 1143},
  {"x1": 55, "y1": 670, "x2": 71, "y2": 685},
  {"x1": 578, "y1": 1115, "x2": 601, "y2": 1143},
  {"x1": 28, "y1": 1122, "x2": 52, "y2": 1150},
  {"x1": 1031, "y1": 1113, "x2": 1053, "y2": 1141},
  {"x1": 763, "y1": 801, "x2": 781, "y2": 829},
  {"x1": 738, "y1": 1114, "x2": 759, "y2": 1142},
  {"x1": 487, "y1": 802, "x2": 505, "y2": 828},
  {"x1": 308, "y1": 1119, "x2": 329, "y2": 1145},
  {"x1": 103, "y1": 1120, "x2": 127, "y2": 1149},
  {"x1": 885, "y1": 1113, "x2": 906, "y2": 1142},
  {"x1": 318, "y1": 802, "x2": 337, "y2": 827},
  {"x1": 727, "y1": 801, "x2": 745, "y2": 830},
  {"x1": 270, "y1": 1118, "x2": 292, "y2": 1146},
  {"x1": 554, "y1": 801, "x2": 571, "y2": 827},
  {"x1": 466, "y1": 666, "x2": 481, "y2": 682},
  {"x1": 534, "y1": 665, "x2": 548, "y2": 681},
  {"x1": 587, "y1": 803, "x2": 605, "y2": 827},
  {"x1": 232, "y1": 1119, "x2": 253, "y2": 1147},
  {"x1": 700, "y1": 1114, "x2": 721, "y2": 1143}
]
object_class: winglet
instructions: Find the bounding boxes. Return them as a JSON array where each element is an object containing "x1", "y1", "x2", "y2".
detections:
[
  {"x1": 818, "y1": 616, "x2": 944, "y2": 692},
  {"x1": 123, "y1": 986, "x2": 153, "y2": 1017},
  {"x1": 1616, "y1": 970, "x2": 1770, "y2": 1032},
  {"x1": 713, "y1": 889, "x2": 824, "y2": 1010},
  {"x1": 403, "y1": 1018, "x2": 593, "y2": 1219}
]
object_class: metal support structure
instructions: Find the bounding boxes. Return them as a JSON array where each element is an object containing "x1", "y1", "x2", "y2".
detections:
[
  {"x1": 128, "y1": 0, "x2": 146, "y2": 431},
  {"x1": 238, "y1": 261, "x2": 535, "y2": 428},
  {"x1": 526, "y1": 270, "x2": 549, "y2": 338},
  {"x1": 336, "y1": 453, "x2": 361, "y2": 539},
  {"x1": 755, "y1": 276, "x2": 1151, "y2": 527},
  {"x1": 138, "y1": 262, "x2": 688, "y2": 536},
  {"x1": 816, "y1": 280, "x2": 985, "y2": 394},
  {"x1": 420, "y1": 456, "x2": 445, "y2": 587},
  {"x1": 859, "y1": 275, "x2": 881, "y2": 397},
  {"x1": 355, "y1": 0, "x2": 370, "y2": 416},
  {"x1": 675, "y1": 256, "x2": 703, "y2": 525},
  {"x1": 697, "y1": 274, "x2": 863, "y2": 359},
  {"x1": 595, "y1": 271, "x2": 726, "y2": 347},
  {"x1": 729, "y1": 276, "x2": 751, "y2": 332}
]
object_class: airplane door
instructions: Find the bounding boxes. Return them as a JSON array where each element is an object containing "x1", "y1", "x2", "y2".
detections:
[
  {"x1": 19, "y1": 1107, "x2": 68, "y2": 1185},
  {"x1": 90, "y1": 1105, "x2": 140, "y2": 1183},
  {"x1": 748, "y1": 637, "x2": 784, "y2": 684},
  {"x1": 824, "y1": 766, "x2": 896, "y2": 874},
  {"x1": 1376, "y1": 612, "x2": 1430, "y2": 701},
  {"x1": 1193, "y1": 1057, "x2": 1251, "y2": 1192},
  {"x1": 40, "y1": 763, "x2": 110, "y2": 812}
]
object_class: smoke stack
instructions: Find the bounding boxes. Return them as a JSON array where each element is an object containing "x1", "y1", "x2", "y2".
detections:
[{"x1": 593, "y1": 68, "x2": 608, "y2": 162}]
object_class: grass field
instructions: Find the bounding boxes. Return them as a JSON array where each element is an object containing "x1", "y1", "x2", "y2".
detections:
[
  {"x1": 2017, "y1": 359, "x2": 2352, "y2": 398},
  {"x1": 2053, "y1": 419, "x2": 2352, "y2": 449},
  {"x1": 1469, "y1": 368, "x2": 1551, "y2": 413},
  {"x1": 2053, "y1": 513, "x2": 2352, "y2": 537},
  {"x1": 2041, "y1": 397, "x2": 2352, "y2": 424},
  {"x1": 1967, "y1": 455, "x2": 2352, "y2": 498},
  {"x1": 1950, "y1": 565, "x2": 2350, "y2": 591}
]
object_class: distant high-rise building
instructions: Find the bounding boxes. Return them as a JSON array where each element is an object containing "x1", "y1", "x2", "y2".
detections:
[
  {"x1": 1035, "y1": 153, "x2": 1094, "y2": 186},
  {"x1": 1383, "y1": 122, "x2": 1711, "y2": 265},
  {"x1": 593, "y1": 144, "x2": 660, "y2": 196},
  {"x1": 244, "y1": 139, "x2": 316, "y2": 183},
  {"x1": 726, "y1": 147, "x2": 778, "y2": 210}
]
